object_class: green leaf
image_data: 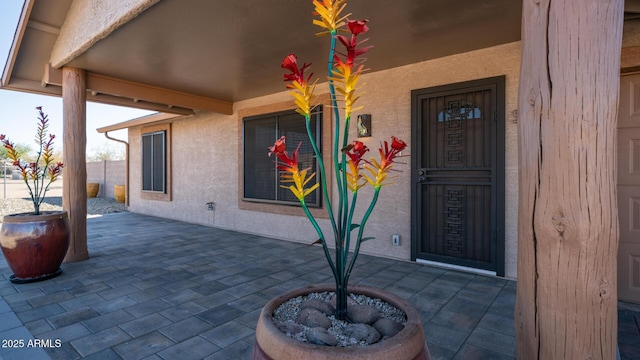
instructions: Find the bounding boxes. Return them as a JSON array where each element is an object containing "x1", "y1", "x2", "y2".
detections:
[
  {"x1": 350, "y1": 224, "x2": 360, "y2": 231},
  {"x1": 360, "y1": 237, "x2": 375, "y2": 243}
]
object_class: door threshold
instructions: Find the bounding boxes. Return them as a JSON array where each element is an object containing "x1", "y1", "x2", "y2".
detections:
[{"x1": 416, "y1": 259, "x2": 497, "y2": 277}]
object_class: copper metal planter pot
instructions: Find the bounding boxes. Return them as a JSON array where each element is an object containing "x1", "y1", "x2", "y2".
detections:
[
  {"x1": 0, "y1": 211, "x2": 70, "y2": 283},
  {"x1": 253, "y1": 284, "x2": 431, "y2": 360}
]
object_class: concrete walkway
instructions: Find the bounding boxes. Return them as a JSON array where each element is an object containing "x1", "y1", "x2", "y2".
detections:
[{"x1": 0, "y1": 213, "x2": 636, "y2": 359}]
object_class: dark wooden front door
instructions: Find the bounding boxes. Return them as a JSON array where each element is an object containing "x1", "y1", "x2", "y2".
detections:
[{"x1": 411, "y1": 76, "x2": 505, "y2": 275}]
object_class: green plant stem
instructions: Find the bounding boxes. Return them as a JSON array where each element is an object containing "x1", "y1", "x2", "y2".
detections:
[
  {"x1": 335, "y1": 190, "x2": 359, "y2": 320},
  {"x1": 344, "y1": 191, "x2": 358, "y2": 263},
  {"x1": 304, "y1": 115, "x2": 338, "y2": 239},
  {"x1": 24, "y1": 180, "x2": 37, "y2": 214},
  {"x1": 345, "y1": 188, "x2": 380, "y2": 285},
  {"x1": 33, "y1": 143, "x2": 44, "y2": 214},
  {"x1": 327, "y1": 31, "x2": 345, "y2": 242},
  {"x1": 300, "y1": 201, "x2": 338, "y2": 281},
  {"x1": 339, "y1": 115, "x2": 351, "y2": 238},
  {"x1": 335, "y1": 278, "x2": 348, "y2": 320}
]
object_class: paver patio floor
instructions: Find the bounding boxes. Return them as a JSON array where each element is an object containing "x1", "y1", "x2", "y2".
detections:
[{"x1": 0, "y1": 213, "x2": 637, "y2": 359}]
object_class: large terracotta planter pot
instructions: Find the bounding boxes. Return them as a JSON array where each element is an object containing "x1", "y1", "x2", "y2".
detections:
[
  {"x1": 253, "y1": 284, "x2": 430, "y2": 360},
  {"x1": 0, "y1": 211, "x2": 70, "y2": 283}
]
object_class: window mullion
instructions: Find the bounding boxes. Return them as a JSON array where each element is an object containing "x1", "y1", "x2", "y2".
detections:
[
  {"x1": 274, "y1": 115, "x2": 280, "y2": 202},
  {"x1": 150, "y1": 135, "x2": 154, "y2": 191}
]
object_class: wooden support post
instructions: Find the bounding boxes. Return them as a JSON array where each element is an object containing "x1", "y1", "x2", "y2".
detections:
[
  {"x1": 62, "y1": 67, "x2": 89, "y2": 262},
  {"x1": 515, "y1": 0, "x2": 623, "y2": 358}
]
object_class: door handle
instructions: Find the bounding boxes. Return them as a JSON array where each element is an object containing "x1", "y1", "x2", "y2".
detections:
[{"x1": 417, "y1": 169, "x2": 426, "y2": 183}]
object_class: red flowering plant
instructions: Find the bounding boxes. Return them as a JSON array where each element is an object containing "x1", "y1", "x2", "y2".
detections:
[
  {"x1": 269, "y1": 0, "x2": 407, "y2": 320},
  {"x1": 1, "y1": 107, "x2": 64, "y2": 215}
]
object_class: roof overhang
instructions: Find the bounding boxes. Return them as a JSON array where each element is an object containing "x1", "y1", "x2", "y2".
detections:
[
  {"x1": 4, "y1": 0, "x2": 640, "y2": 124},
  {"x1": 96, "y1": 112, "x2": 184, "y2": 133},
  {"x1": 1, "y1": 0, "x2": 523, "y2": 117}
]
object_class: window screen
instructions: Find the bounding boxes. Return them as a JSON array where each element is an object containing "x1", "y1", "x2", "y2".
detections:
[
  {"x1": 142, "y1": 131, "x2": 166, "y2": 193},
  {"x1": 243, "y1": 107, "x2": 322, "y2": 207}
]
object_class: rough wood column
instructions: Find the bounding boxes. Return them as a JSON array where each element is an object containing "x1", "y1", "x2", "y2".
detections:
[
  {"x1": 62, "y1": 67, "x2": 89, "y2": 262},
  {"x1": 515, "y1": 0, "x2": 623, "y2": 358}
]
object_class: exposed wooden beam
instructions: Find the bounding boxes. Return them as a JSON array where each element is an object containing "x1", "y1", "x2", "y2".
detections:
[
  {"x1": 43, "y1": 64, "x2": 233, "y2": 114},
  {"x1": 86, "y1": 93, "x2": 194, "y2": 116},
  {"x1": 9, "y1": 75, "x2": 193, "y2": 115}
]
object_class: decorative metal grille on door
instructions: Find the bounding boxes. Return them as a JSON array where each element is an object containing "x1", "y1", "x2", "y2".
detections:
[{"x1": 412, "y1": 76, "x2": 505, "y2": 275}]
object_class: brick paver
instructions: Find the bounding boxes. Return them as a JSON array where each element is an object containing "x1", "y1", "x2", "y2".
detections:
[{"x1": 0, "y1": 212, "x2": 637, "y2": 359}]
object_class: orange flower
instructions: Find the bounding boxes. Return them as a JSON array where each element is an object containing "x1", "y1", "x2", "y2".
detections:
[
  {"x1": 282, "y1": 54, "x2": 317, "y2": 117},
  {"x1": 269, "y1": 137, "x2": 319, "y2": 202},
  {"x1": 329, "y1": 19, "x2": 371, "y2": 116},
  {"x1": 312, "y1": 0, "x2": 349, "y2": 35},
  {"x1": 363, "y1": 136, "x2": 407, "y2": 189},
  {"x1": 343, "y1": 140, "x2": 369, "y2": 192}
]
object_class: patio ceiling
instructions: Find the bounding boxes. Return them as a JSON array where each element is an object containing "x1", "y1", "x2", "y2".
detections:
[
  {"x1": 2, "y1": 0, "x2": 523, "y2": 114},
  {"x1": 3, "y1": 0, "x2": 640, "y2": 115}
]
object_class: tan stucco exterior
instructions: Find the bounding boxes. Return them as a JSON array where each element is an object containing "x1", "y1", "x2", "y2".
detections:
[
  {"x1": 51, "y1": 0, "x2": 160, "y2": 68},
  {"x1": 126, "y1": 41, "x2": 522, "y2": 278}
]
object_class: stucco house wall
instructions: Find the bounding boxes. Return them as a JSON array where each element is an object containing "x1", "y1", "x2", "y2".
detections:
[{"x1": 127, "y1": 41, "x2": 521, "y2": 278}]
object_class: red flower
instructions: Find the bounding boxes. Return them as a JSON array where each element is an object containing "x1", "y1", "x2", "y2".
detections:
[
  {"x1": 335, "y1": 19, "x2": 371, "y2": 66},
  {"x1": 344, "y1": 140, "x2": 369, "y2": 192},
  {"x1": 344, "y1": 140, "x2": 369, "y2": 166},
  {"x1": 268, "y1": 136, "x2": 298, "y2": 170},
  {"x1": 277, "y1": 149, "x2": 298, "y2": 171},
  {"x1": 282, "y1": 54, "x2": 317, "y2": 117},
  {"x1": 268, "y1": 136, "x2": 287, "y2": 157},
  {"x1": 282, "y1": 54, "x2": 312, "y2": 87},
  {"x1": 347, "y1": 19, "x2": 369, "y2": 35},
  {"x1": 48, "y1": 162, "x2": 64, "y2": 181},
  {"x1": 267, "y1": 136, "x2": 318, "y2": 201},
  {"x1": 379, "y1": 136, "x2": 406, "y2": 168},
  {"x1": 391, "y1": 136, "x2": 407, "y2": 152}
]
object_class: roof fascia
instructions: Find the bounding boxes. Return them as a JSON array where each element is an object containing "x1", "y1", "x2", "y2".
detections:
[
  {"x1": 1, "y1": 0, "x2": 33, "y2": 88},
  {"x1": 97, "y1": 112, "x2": 185, "y2": 133}
]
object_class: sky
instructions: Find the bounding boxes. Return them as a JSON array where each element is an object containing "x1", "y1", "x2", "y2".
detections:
[{"x1": 0, "y1": 1, "x2": 154, "y2": 158}]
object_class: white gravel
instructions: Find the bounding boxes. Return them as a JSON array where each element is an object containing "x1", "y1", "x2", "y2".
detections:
[
  {"x1": 0, "y1": 196, "x2": 127, "y2": 221},
  {"x1": 272, "y1": 291, "x2": 407, "y2": 347}
]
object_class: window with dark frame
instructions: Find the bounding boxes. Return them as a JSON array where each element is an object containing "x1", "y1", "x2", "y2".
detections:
[
  {"x1": 142, "y1": 130, "x2": 166, "y2": 193},
  {"x1": 243, "y1": 107, "x2": 322, "y2": 207}
]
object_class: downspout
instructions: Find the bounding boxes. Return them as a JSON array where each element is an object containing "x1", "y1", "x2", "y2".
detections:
[{"x1": 103, "y1": 132, "x2": 129, "y2": 206}]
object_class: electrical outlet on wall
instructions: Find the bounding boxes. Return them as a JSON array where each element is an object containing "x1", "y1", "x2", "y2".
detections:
[{"x1": 392, "y1": 234, "x2": 400, "y2": 246}]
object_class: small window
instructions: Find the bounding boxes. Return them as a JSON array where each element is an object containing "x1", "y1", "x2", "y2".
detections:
[
  {"x1": 141, "y1": 124, "x2": 171, "y2": 201},
  {"x1": 438, "y1": 101, "x2": 482, "y2": 121},
  {"x1": 243, "y1": 107, "x2": 322, "y2": 207}
]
